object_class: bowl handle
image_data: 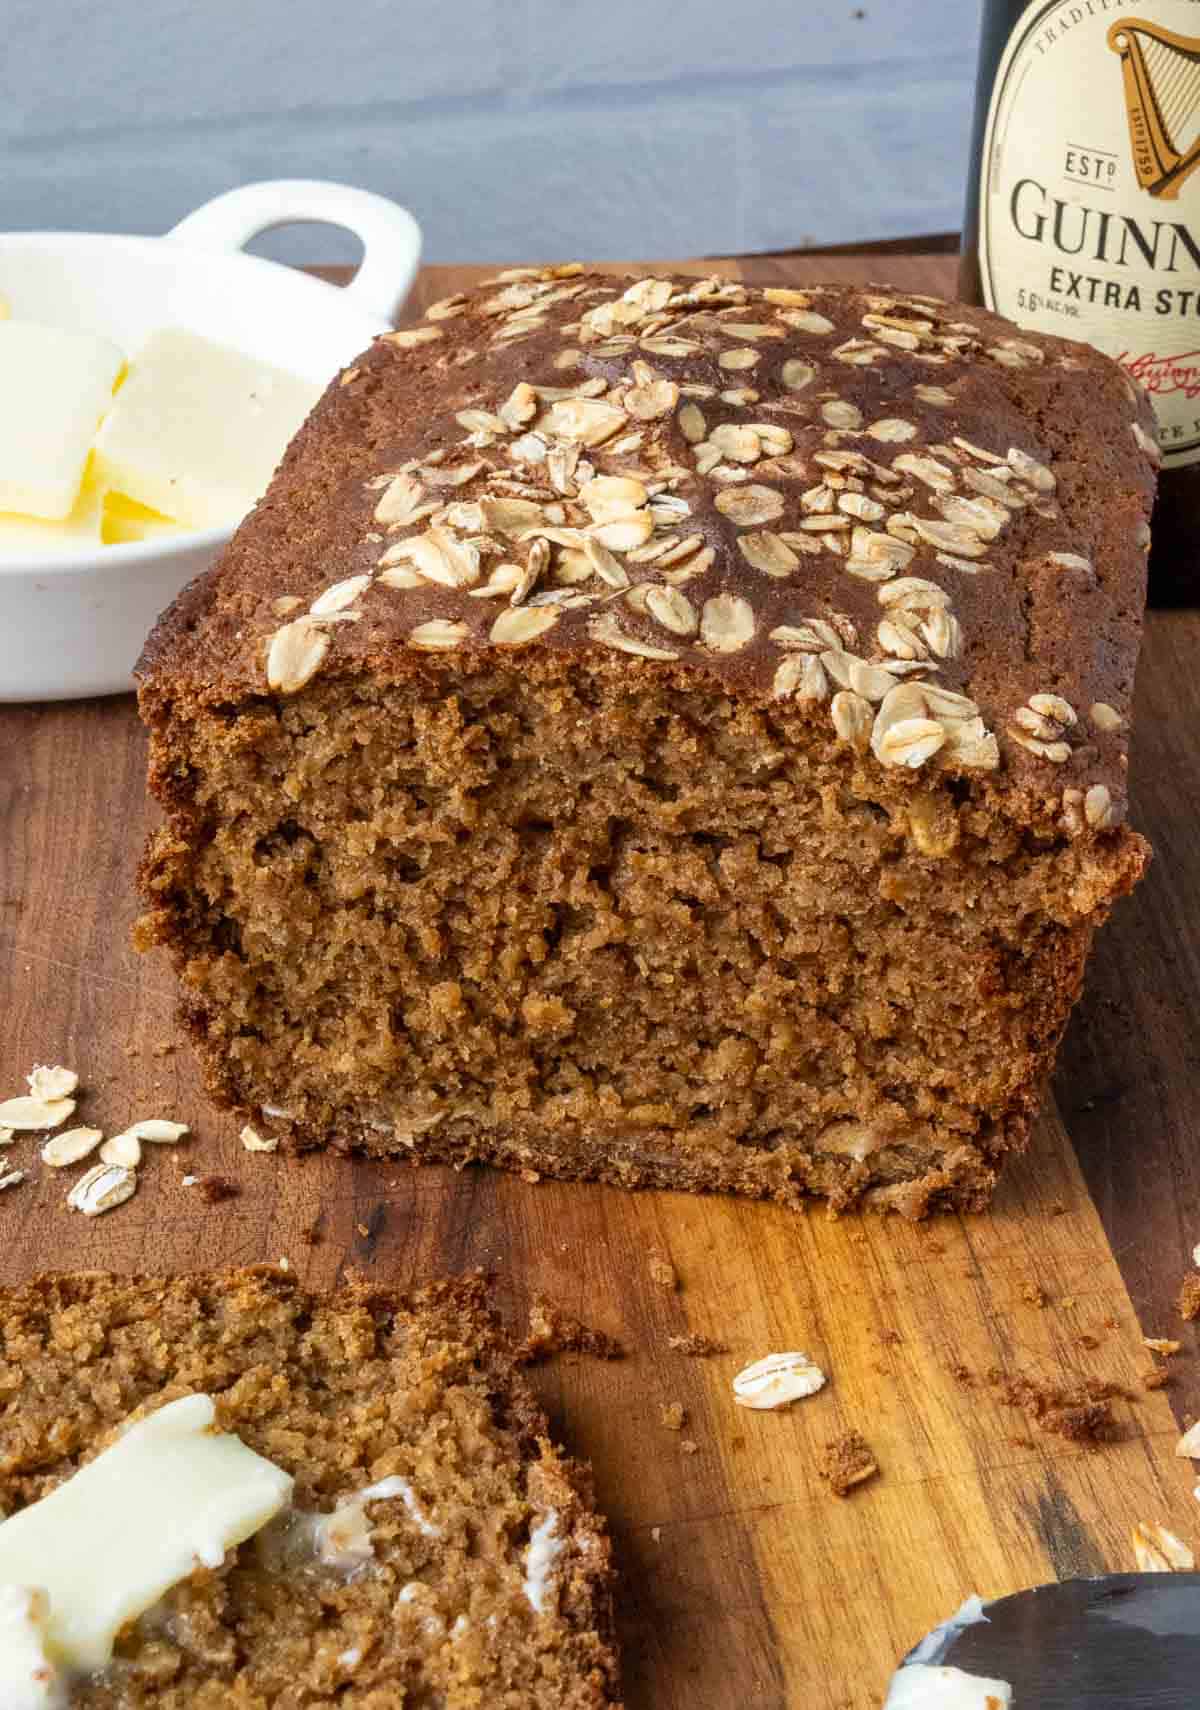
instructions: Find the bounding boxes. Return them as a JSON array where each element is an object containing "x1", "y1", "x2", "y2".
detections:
[{"x1": 165, "y1": 180, "x2": 422, "y2": 326}]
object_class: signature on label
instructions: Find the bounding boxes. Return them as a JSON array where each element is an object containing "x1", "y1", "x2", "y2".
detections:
[{"x1": 1120, "y1": 350, "x2": 1200, "y2": 401}]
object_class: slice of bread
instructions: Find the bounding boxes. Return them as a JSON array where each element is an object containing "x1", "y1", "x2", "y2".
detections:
[{"x1": 0, "y1": 1266, "x2": 620, "y2": 1708}]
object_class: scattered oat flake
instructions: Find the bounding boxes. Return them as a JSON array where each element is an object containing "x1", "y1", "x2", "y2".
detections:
[
  {"x1": 1144, "y1": 1337, "x2": 1181, "y2": 1357},
  {"x1": 1131, "y1": 1521, "x2": 1194, "y2": 1572},
  {"x1": 733, "y1": 1352, "x2": 827, "y2": 1410},
  {"x1": 67, "y1": 1163, "x2": 137, "y2": 1217},
  {"x1": 650, "y1": 1526, "x2": 662, "y2": 1543},
  {"x1": 40, "y1": 1126, "x2": 104, "y2": 1167},
  {"x1": 0, "y1": 1095, "x2": 76, "y2": 1130},
  {"x1": 1176, "y1": 1420, "x2": 1200, "y2": 1459},
  {"x1": 124, "y1": 1118, "x2": 189, "y2": 1143},
  {"x1": 27, "y1": 1064, "x2": 78, "y2": 1101},
  {"x1": 99, "y1": 1131, "x2": 141, "y2": 1168},
  {"x1": 241, "y1": 1124, "x2": 278, "y2": 1153},
  {"x1": 660, "y1": 1402, "x2": 686, "y2": 1431},
  {"x1": 1180, "y1": 1276, "x2": 1200, "y2": 1321},
  {"x1": 0, "y1": 1168, "x2": 25, "y2": 1191},
  {"x1": 181, "y1": 1175, "x2": 198, "y2": 1187},
  {"x1": 1194, "y1": 1243, "x2": 1200, "y2": 1269},
  {"x1": 279, "y1": 1257, "x2": 291, "y2": 1272},
  {"x1": 0, "y1": 1128, "x2": 13, "y2": 1146}
]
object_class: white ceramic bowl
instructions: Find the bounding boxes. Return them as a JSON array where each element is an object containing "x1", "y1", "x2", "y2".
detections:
[{"x1": 0, "y1": 180, "x2": 422, "y2": 701}]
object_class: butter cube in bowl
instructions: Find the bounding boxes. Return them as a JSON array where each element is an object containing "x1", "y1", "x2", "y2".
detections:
[
  {"x1": 1, "y1": 465, "x2": 105, "y2": 558},
  {"x1": 94, "y1": 330, "x2": 323, "y2": 533},
  {"x1": 0, "y1": 322, "x2": 123, "y2": 522},
  {"x1": 0, "y1": 179, "x2": 421, "y2": 700}
]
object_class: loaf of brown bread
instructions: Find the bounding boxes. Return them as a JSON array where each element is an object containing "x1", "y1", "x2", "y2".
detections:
[
  {"x1": 0, "y1": 1268, "x2": 620, "y2": 1707},
  {"x1": 136, "y1": 268, "x2": 1156, "y2": 1216}
]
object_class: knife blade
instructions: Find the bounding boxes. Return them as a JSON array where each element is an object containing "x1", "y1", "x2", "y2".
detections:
[{"x1": 885, "y1": 1576, "x2": 1200, "y2": 1707}]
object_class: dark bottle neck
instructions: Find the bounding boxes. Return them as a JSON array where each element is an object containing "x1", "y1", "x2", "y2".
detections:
[{"x1": 961, "y1": 1, "x2": 1034, "y2": 301}]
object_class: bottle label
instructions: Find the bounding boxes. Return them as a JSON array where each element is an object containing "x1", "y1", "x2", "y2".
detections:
[{"x1": 979, "y1": 0, "x2": 1200, "y2": 468}]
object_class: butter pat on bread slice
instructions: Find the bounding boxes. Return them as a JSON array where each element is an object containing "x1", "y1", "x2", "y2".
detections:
[
  {"x1": 0, "y1": 1392, "x2": 292, "y2": 1682},
  {"x1": 94, "y1": 328, "x2": 322, "y2": 530}
]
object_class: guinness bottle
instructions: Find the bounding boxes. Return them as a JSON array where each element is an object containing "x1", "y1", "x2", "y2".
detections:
[{"x1": 961, "y1": 2, "x2": 1200, "y2": 600}]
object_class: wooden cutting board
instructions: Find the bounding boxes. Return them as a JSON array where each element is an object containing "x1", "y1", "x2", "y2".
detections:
[{"x1": 3, "y1": 255, "x2": 1200, "y2": 1710}]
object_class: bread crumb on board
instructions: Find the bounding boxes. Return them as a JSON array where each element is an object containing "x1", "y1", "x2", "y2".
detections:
[
  {"x1": 193, "y1": 1173, "x2": 239, "y2": 1204},
  {"x1": 659, "y1": 1402, "x2": 686, "y2": 1431},
  {"x1": 819, "y1": 1430, "x2": 880, "y2": 1497},
  {"x1": 517, "y1": 1296, "x2": 624, "y2": 1364},
  {"x1": 667, "y1": 1332, "x2": 727, "y2": 1357},
  {"x1": 1000, "y1": 1374, "x2": 1124, "y2": 1443}
]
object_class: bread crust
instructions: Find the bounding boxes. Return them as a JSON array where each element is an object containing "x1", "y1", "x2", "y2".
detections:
[{"x1": 138, "y1": 268, "x2": 1157, "y2": 834}]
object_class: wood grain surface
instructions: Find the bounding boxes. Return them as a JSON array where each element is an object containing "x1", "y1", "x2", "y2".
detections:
[{"x1": 2, "y1": 255, "x2": 1199, "y2": 1710}]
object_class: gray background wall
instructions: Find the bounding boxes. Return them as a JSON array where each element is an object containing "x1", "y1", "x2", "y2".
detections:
[{"x1": 1, "y1": 1, "x2": 981, "y2": 264}]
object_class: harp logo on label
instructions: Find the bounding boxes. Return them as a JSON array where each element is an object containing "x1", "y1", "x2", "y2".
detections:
[
  {"x1": 978, "y1": 1, "x2": 1200, "y2": 467},
  {"x1": 1109, "y1": 17, "x2": 1200, "y2": 198}
]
